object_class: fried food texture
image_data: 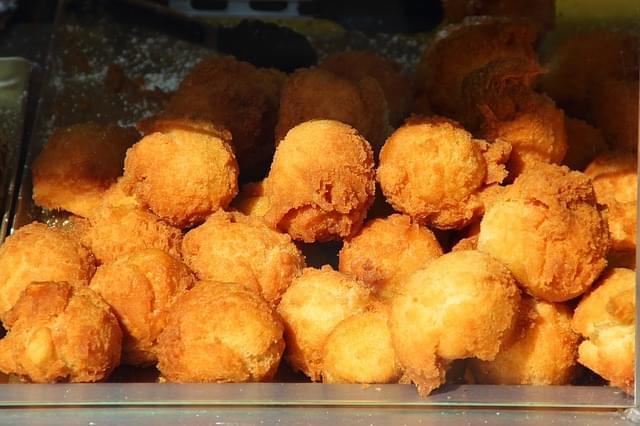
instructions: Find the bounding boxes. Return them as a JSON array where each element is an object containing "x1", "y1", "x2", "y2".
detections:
[
  {"x1": 338, "y1": 214, "x2": 443, "y2": 299},
  {"x1": 389, "y1": 250, "x2": 521, "y2": 396},
  {"x1": 89, "y1": 249, "x2": 196, "y2": 366},
  {"x1": 231, "y1": 180, "x2": 271, "y2": 219},
  {"x1": 478, "y1": 163, "x2": 610, "y2": 302},
  {"x1": 469, "y1": 298, "x2": 579, "y2": 385},
  {"x1": 0, "y1": 282, "x2": 122, "y2": 383},
  {"x1": 157, "y1": 281, "x2": 285, "y2": 383},
  {"x1": 0, "y1": 222, "x2": 96, "y2": 317},
  {"x1": 563, "y1": 117, "x2": 608, "y2": 171},
  {"x1": 572, "y1": 268, "x2": 635, "y2": 393},
  {"x1": 122, "y1": 118, "x2": 239, "y2": 228},
  {"x1": 589, "y1": 78, "x2": 639, "y2": 153},
  {"x1": 181, "y1": 211, "x2": 305, "y2": 306},
  {"x1": 442, "y1": 0, "x2": 555, "y2": 32},
  {"x1": 275, "y1": 68, "x2": 388, "y2": 150},
  {"x1": 264, "y1": 120, "x2": 376, "y2": 242},
  {"x1": 31, "y1": 122, "x2": 138, "y2": 218},
  {"x1": 276, "y1": 266, "x2": 372, "y2": 381}
]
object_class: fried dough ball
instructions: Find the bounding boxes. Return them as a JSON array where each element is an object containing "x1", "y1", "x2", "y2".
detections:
[
  {"x1": 157, "y1": 281, "x2": 284, "y2": 383},
  {"x1": 563, "y1": 117, "x2": 608, "y2": 171},
  {"x1": 572, "y1": 268, "x2": 635, "y2": 393},
  {"x1": 264, "y1": 120, "x2": 376, "y2": 243},
  {"x1": 377, "y1": 116, "x2": 510, "y2": 229},
  {"x1": 164, "y1": 56, "x2": 285, "y2": 178},
  {"x1": 0, "y1": 222, "x2": 96, "y2": 317},
  {"x1": 277, "y1": 266, "x2": 372, "y2": 381},
  {"x1": 0, "y1": 282, "x2": 121, "y2": 383},
  {"x1": 338, "y1": 214, "x2": 443, "y2": 299},
  {"x1": 389, "y1": 250, "x2": 521, "y2": 395},
  {"x1": 319, "y1": 50, "x2": 412, "y2": 126},
  {"x1": 275, "y1": 68, "x2": 388, "y2": 150},
  {"x1": 89, "y1": 249, "x2": 196, "y2": 366},
  {"x1": 469, "y1": 298, "x2": 579, "y2": 385},
  {"x1": 181, "y1": 211, "x2": 304, "y2": 305},
  {"x1": 31, "y1": 123, "x2": 138, "y2": 218},
  {"x1": 121, "y1": 118, "x2": 239, "y2": 228},
  {"x1": 478, "y1": 163, "x2": 610, "y2": 302},
  {"x1": 321, "y1": 303, "x2": 401, "y2": 384},
  {"x1": 231, "y1": 180, "x2": 271, "y2": 219},
  {"x1": 101, "y1": 177, "x2": 140, "y2": 209},
  {"x1": 442, "y1": 0, "x2": 555, "y2": 32},
  {"x1": 589, "y1": 78, "x2": 639, "y2": 153},
  {"x1": 585, "y1": 152, "x2": 637, "y2": 252}
]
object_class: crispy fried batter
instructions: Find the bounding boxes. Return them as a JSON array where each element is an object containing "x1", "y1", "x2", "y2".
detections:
[
  {"x1": 589, "y1": 78, "x2": 639, "y2": 153},
  {"x1": 563, "y1": 117, "x2": 608, "y2": 171},
  {"x1": 231, "y1": 180, "x2": 271, "y2": 219}
]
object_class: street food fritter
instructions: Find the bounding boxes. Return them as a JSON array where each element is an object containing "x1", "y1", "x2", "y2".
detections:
[
  {"x1": 319, "y1": 50, "x2": 412, "y2": 126},
  {"x1": 469, "y1": 298, "x2": 579, "y2": 385},
  {"x1": 377, "y1": 116, "x2": 510, "y2": 229},
  {"x1": 90, "y1": 249, "x2": 196, "y2": 366},
  {"x1": 231, "y1": 180, "x2": 271, "y2": 219},
  {"x1": 277, "y1": 266, "x2": 372, "y2": 381},
  {"x1": 0, "y1": 222, "x2": 96, "y2": 317},
  {"x1": 572, "y1": 268, "x2": 635, "y2": 393},
  {"x1": 478, "y1": 163, "x2": 610, "y2": 302},
  {"x1": 275, "y1": 68, "x2": 388, "y2": 150},
  {"x1": 442, "y1": 0, "x2": 555, "y2": 32},
  {"x1": 589, "y1": 78, "x2": 639, "y2": 153},
  {"x1": 122, "y1": 118, "x2": 239, "y2": 228},
  {"x1": 31, "y1": 123, "x2": 138, "y2": 218},
  {"x1": 181, "y1": 211, "x2": 305, "y2": 306},
  {"x1": 0, "y1": 282, "x2": 121, "y2": 383},
  {"x1": 390, "y1": 250, "x2": 521, "y2": 396},
  {"x1": 563, "y1": 117, "x2": 608, "y2": 171},
  {"x1": 157, "y1": 281, "x2": 284, "y2": 383},
  {"x1": 265, "y1": 120, "x2": 376, "y2": 243},
  {"x1": 338, "y1": 214, "x2": 443, "y2": 299}
]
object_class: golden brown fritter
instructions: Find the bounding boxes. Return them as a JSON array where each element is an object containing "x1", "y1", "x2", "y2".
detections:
[
  {"x1": 338, "y1": 214, "x2": 443, "y2": 299},
  {"x1": 377, "y1": 116, "x2": 510, "y2": 229},
  {"x1": 563, "y1": 117, "x2": 608, "y2": 171},
  {"x1": 589, "y1": 78, "x2": 639, "y2": 153},
  {"x1": 442, "y1": 0, "x2": 555, "y2": 32},
  {"x1": 469, "y1": 297, "x2": 579, "y2": 385},
  {"x1": 572, "y1": 268, "x2": 635, "y2": 393},
  {"x1": 478, "y1": 163, "x2": 610, "y2": 302},
  {"x1": 0, "y1": 282, "x2": 121, "y2": 383},
  {"x1": 181, "y1": 211, "x2": 305, "y2": 306},
  {"x1": 389, "y1": 250, "x2": 521, "y2": 396},
  {"x1": 277, "y1": 266, "x2": 372, "y2": 381},
  {"x1": 157, "y1": 281, "x2": 284, "y2": 383},
  {"x1": 90, "y1": 249, "x2": 196, "y2": 366},
  {"x1": 264, "y1": 120, "x2": 376, "y2": 243},
  {"x1": 319, "y1": 50, "x2": 412, "y2": 126},
  {"x1": 230, "y1": 180, "x2": 271, "y2": 219},
  {"x1": 31, "y1": 123, "x2": 138, "y2": 218},
  {"x1": 275, "y1": 68, "x2": 388, "y2": 150},
  {"x1": 0, "y1": 222, "x2": 96, "y2": 317},
  {"x1": 122, "y1": 118, "x2": 239, "y2": 228}
]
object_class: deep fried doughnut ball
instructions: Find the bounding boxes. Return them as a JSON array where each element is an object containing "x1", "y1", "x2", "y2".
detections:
[
  {"x1": 122, "y1": 118, "x2": 238, "y2": 228},
  {"x1": 442, "y1": 0, "x2": 555, "y2": 32},
  {"x1": 157, "y1": 281, "x2": 284, "y2": 383},
  {"x1": 0, "y1": 222, "x2": 96, "y2": 317},
  {"x1": 572, "y1": 268, "x2": 635, "y2": 393},
  {"x1": 563, "y1": 117, "x2": 608, "y2": 171},
  {"x1": 589, "y1": 78, "x2": 639, "y2": 153},
  {"x1": 31, "y1": 123, "x2": 138, "y2": 218},
  {"x1": 231, "y1": 180, "x2": 271, "y2": 219},
  {"x1": 89, "y1": 249, "x2": 196, "y2": 366},
  {"x1": 338, "y1": 214, "x2": 443, "y2": 299},
  {"x1": 469, "y1": 297, "x2": 579, "y2": 385},
  {"x1": 389, "y1": 250, "x2": 521, "y2": 395},
  {"x1": 265, "y1": 120, "x2": 376, "y2": 243},
  {"x1": 181, "y1": 211, "x2": 304, "y2": 306},
  {"x1": 277, "y1": 266, "x2": 372, "y2": 381},
  {"x1": 478, "y1": 163, "x2": 610, "y2": 302},
  {"x1": 0, "y1": 282, "x2": 121, "y2": 383}
]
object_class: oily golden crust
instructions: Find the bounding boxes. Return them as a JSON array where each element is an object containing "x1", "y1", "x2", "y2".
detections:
[
  {"x1": 31, "y1": 123, "x2": 138, "y2": 218},
  {"x1": 338, "y1": 214, "x2": 443, "y2": 299},
  {"x1": 319, "y1": 51, "x2": 412, "y2": 126},
  {"x1": 469, "y1": 298, "x2": 579, "y2": 385},
  {"x1": 563, "y1": 117, "x2": 608, "y2": 171},
  {"x1": 442, "y1": 0, "x2": 554, "y2": 32},
  {"x1": 478, "y1": 163, "x2": 610, "y2": 302},
  {"x1": 122, "y1": 118, "x2": 239, "y2": 228},
  {"x1": 265, "y1": 120, "x2": 376, "y2": 243},
  {"x1": 572, "y1": 268, "x2": 635, "y2": 393},
  {"x1": 156, "y1": 281, "x2": 285, "y2": 383},
  {"x1": 89, "y1": 249, "x2": 196, "y2": 366},
  {"x1": 181, "y1": 211, "x2": 305, "y2": 306},
  {"x1": 0, "y1": 282, "x2": 121, "y2": 383},
  {"x1": 275, "y1": 68, "x2": 388, "y2": 150},
  {"x1": 321, "y1": 305, "x2": 401, "y2": 384},
  {"x1": 389, "y1": 250, "x2": 521, "y2": 395},
  {"x1": 276, "y1": 266, "x2": 372, "y2": 381},
  {"x1": 589, "y1": 78, "x2": 639, "y2": 153},
  {"x1": 231, "y1": 180, "x2": 271, "y2": 219},
  {"x1": 0, "y1": 222, "x2": 96, "y2": 317}
]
